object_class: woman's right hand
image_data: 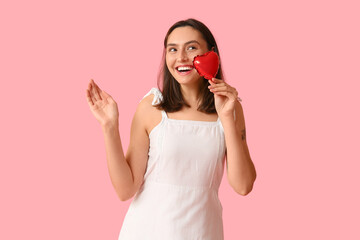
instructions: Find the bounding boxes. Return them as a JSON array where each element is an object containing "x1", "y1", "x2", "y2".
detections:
[{"x1": 86, "y1": 79, "x2": 119, "y2": 127}]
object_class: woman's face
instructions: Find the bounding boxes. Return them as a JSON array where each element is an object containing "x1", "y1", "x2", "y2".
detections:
[{"x1": 165, "y1": 26, "x2": 209, "y2": 84}]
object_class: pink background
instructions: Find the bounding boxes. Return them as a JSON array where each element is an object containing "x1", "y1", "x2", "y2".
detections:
[{"x1": 1, "y1": 0, "x2": 359, "y2": 239}]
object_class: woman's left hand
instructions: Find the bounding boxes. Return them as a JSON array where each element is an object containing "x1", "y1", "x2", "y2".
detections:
[{"x1": 208, "y1": 77, "x2": 240, "y2": 119}]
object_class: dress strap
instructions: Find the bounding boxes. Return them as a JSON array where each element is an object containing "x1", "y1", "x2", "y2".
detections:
[
  {"x1": 140, "y1": 88, "x2": 167, "y2": 120},
  {"x1": 161, "y1": 110, "x2": 168, "y2": 118},
  {"x1": 140, "y1": 87, "x2": 164, "y2": 106}
]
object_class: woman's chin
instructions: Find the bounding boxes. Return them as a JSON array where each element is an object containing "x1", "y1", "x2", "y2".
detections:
[
  {"x1": 174, "y1": 73, "x2": 202, "y2": 83},
  {"x1": 176, "y1": 78, "x2": 203, "y2": 86}
]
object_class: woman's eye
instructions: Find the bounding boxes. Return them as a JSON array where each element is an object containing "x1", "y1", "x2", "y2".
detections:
[{"x1": 168, "y1": 46, "x2": 196, "y2": 52}]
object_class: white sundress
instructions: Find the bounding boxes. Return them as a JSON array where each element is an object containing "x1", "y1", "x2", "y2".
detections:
[{"x1": 118, "y1": 87, "x2": 228, "y2": 240}]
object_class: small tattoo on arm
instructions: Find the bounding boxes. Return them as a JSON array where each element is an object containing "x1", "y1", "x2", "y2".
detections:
[{"x1": 241, "y1": 128, "x2": 246, "y2": 141}]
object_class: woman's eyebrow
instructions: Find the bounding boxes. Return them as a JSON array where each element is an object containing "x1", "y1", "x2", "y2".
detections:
[{"x1": 166, "y1": 40, "x2": 200, "y2": 47}]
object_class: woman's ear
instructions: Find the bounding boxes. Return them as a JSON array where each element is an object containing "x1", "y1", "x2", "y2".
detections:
[{"x1": 211, "y1": 46, "x2": 215, "y2": 51}]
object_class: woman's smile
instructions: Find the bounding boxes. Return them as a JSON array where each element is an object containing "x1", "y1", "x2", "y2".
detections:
[{"x1": 175, "y1": 65, "x2": 195, "y2": 76}]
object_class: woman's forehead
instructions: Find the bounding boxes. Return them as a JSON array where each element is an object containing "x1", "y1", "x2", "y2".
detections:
[{"x1": 167, "y1": 26, "x2": 205, "y2": 45}]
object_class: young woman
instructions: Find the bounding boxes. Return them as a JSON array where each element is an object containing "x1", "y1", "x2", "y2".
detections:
[{"x1": 86, "y1": 18, "x2": 256, "y2": 240}]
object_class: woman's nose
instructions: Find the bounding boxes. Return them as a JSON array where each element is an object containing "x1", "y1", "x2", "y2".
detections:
[{"x1": 178, "y1": 50, "x2": 189, "y2": 61}]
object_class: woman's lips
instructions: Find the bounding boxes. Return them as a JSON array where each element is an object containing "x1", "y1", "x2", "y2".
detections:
[{"x1": 176, "y1": 68, "x2": 194, "y2": 76}]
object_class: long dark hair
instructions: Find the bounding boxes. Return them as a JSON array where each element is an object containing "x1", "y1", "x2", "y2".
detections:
[{"x1": 154, "y1": 18, "x2": 225, "y2": 114}]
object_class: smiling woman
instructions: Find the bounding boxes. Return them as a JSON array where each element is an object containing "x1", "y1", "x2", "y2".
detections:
[{"x1": 85, "y1": 17, "x2": 256, "y2": 240}]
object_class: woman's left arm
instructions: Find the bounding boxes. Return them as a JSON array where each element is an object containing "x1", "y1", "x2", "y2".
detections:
[
  {"x1": 208, "y1": 78, "x2": 257, "y2": 196},
  {"x1": 221, "y1": 100, "x2": 257, "y2": 196}
]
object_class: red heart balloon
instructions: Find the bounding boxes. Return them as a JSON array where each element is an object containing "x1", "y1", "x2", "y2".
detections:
[{"x1": 193, "y1": 50, "x2": 219, "y2": 80}]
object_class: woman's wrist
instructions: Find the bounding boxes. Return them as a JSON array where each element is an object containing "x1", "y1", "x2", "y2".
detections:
[{"x1": 101, "y1": 119, "x2": 119, "y2": 132}]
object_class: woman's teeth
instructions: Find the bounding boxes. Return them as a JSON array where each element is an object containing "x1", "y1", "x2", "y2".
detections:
[
  {"x1": 176, "y1": 67, "x2": 193, "y2": 75},
  {"x1": 176, "y1": 66, "x2": 194, "y2": 76},
  {"x1": 177, "y1": 66, "x2": 193, "y2": 71}
]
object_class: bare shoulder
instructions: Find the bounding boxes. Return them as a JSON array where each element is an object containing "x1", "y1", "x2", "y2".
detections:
[{"x1": 137, "y1": 94, "x2": 163, "y2": 136}]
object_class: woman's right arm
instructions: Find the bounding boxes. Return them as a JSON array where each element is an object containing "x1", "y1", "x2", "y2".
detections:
[
  {"x1": 86, "y1": 79, "x2": 151, "y2": 201},
  {"x1": 102, "y1": 121, "x2": 134, "y2": 201}
]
